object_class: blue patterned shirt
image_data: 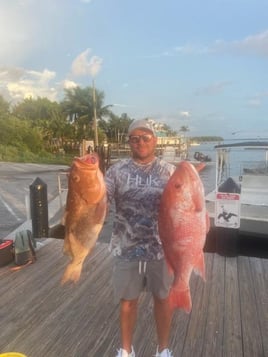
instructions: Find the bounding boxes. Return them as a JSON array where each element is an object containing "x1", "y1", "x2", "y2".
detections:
[{"x1": 105, "y1": 157, "x2": 175, "y2": 261}]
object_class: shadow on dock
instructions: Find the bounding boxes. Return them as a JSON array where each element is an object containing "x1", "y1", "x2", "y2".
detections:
[{"x1": 205, "y1": 227, "x2": 268, "y2": 259}]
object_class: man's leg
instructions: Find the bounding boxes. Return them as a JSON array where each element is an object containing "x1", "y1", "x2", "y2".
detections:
[
  {"x1": 120, "y1": 298, "x2": 139, "y2": 353},
  {"x1": 153, "y1": 294, "x2": 173, "y2": 352}
]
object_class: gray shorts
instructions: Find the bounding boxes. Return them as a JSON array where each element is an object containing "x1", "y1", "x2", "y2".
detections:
[{"x1": 112, "y1": 258, "x2": 173, "y2": 302}]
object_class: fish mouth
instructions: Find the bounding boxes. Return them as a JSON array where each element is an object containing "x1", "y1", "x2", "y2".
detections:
[
  {"x1": 74, "y1": 153, "x2": 99, "y2": 166},
  {"x1": 74, "y1": 159, "x2": 99, "y2": 170},
  {"x1": 82, "y1": 155, "x2": 98, "y2": 165}
]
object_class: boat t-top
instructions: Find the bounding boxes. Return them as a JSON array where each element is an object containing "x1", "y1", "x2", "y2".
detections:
[{"x1": 205, "y1": 141, "x2": 268, "y2": 238}]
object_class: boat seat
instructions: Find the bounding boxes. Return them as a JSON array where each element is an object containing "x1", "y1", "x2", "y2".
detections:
[{"x1": 218, "y1": 177, "x2": 241, "y2": 193}]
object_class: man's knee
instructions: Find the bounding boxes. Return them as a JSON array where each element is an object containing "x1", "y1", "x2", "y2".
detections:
[
  {"x1": 153, "y1": 294, "x2": 170, "y2": 307},
  {"x1": 120, "y1": 298, "x2": 138, "y2": 312}
]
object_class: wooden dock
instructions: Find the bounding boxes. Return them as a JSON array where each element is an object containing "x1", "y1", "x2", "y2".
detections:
[{"x1": 0, "y1": 240, "x2": 267, "y2": 357}]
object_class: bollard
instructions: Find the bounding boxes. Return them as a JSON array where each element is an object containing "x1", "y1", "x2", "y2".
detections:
[{"x1": 29, "y1": 177, "x2": 49, "y2": 243}]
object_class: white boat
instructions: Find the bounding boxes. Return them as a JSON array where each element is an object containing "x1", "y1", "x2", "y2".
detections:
[{"x1": 205, "y1": 141, "x2": 268, "y2": 238}]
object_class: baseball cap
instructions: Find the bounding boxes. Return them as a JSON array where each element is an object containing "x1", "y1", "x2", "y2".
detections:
[{"x1": 128, "y1": 119, "x2": 156, "y2": 136}]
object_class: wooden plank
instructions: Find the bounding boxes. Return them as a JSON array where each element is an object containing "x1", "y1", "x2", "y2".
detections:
[
  {"x1": 238, "y1": 256, "x2": 264, "y2": 357},
  {"x1": 168, "y1": 309, "x2": 189, "y2": 356},
  {"x1": 0, "y1": 242, "x2": 115, "y2": 356},
  {"x1": 249, "y1": 257, "x2": 268, "y2": 357},
  {"x1": 133, "y1": 293, "x2": 157, "y2": 356},
  {"x1": 223, "y1": 256, "x2": 243, "y2": 356},
  {"x1": 1, "y1": 239, "x2": 267, "y2": 357},
  {"x1": 202, "y1": 253, "x2": 225, "y2": 356},
  {"x1": 181, "y1": 253, "x2": 214, "y2": 356}
]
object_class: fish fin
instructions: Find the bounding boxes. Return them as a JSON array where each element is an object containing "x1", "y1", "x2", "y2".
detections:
[
  {"x1": 61, "y1": 209, "x2": 67, "y2": 225},
  {"x1": 165, "y1": 258, "x2": 174, "y2": 275},
  {"x1": 194, "y1": 253, "x2": 206, "y2": 281},
  {"x1": 48, "y1": 224, "x2": 65, "y2": 239},
  {"x1": 169, "y1": 287, "x2": 192, "y2": 313},
  {"x1": 61, "y1": 262, "x2": 83, "y2": 285},
  {"x1": 195, "y1": 162, "x2": 205, "y2": 173},
  {"x1": 61, "y1": 233, "x2": 89, "y2": 284},
  {"x1": 94, "y1": 195, "x2": 107, "y2": 223}
]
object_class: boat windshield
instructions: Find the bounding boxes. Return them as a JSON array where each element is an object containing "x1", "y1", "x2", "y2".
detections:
[{"x1": 215, "y1": 142, "x2": 268, "y2": 188}]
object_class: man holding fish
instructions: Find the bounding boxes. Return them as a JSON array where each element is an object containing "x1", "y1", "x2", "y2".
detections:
[
  {"x1": 62, "y1": 118, "x2": 208, "y2": 357},
  {"x1": 106, "y1": 119, "x2": 176, "y2": 357}
]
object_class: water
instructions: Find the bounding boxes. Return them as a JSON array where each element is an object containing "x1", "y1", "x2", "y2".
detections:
[
  {"x1": 188, "y1": 143, "x2": 216, "y2": 194},
  {"x1": 189, "y1": 142, "x2": 268, "y2": 193}
]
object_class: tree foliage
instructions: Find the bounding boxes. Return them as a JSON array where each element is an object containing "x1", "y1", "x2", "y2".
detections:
[
  {"x1": 0, "y1": 95, "x2": 10, "y2": 118},
  {"x1": 1, "y1": 84, "x2": 216, "y2": 163},
  {"x1": 100, "y1": 112, "x2": 132, "y2": 142},
  {"x1": 61, "y1": 86, "x2": 113, "y2": 141},
  {"x1": 0, "y1": 86, "x2": 128, "y2": 158},
  {"x1": 0, "y1": 115, "x2": 44, "y2": 152}
]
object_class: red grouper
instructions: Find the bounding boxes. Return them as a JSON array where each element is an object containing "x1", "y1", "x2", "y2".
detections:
[
  {"x1": 158, "y1": 161, "x2": 210, "y2": 312},
  {"x1": 61, "y1": 153, "x2": 107, "y2": 284}
]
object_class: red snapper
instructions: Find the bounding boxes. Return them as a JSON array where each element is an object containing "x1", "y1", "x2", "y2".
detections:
[
  {"x1": 158, "y1": 161, "x2": 209, "y2": 312},
  {"x1": 61, "y1": 153, "x2": 107, "y2": 284}
]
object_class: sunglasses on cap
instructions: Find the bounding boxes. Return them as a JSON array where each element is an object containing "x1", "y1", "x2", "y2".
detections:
[{"x1": 129, "y1": 134, "x2": 154, "y2": 144}]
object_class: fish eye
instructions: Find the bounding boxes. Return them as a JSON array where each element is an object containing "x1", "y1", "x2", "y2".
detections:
[
  {"x1": 174, "y1": 183, "x2": 181, "y2": 189},
  {"x1": 90, "y1": 156, "x2": 97, "y2": 164},
  {"x1": 73, "y1": 174, "x2": 80, "y2": 182}
]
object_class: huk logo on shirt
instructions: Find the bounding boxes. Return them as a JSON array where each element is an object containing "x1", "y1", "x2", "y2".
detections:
[{"x1": 127, "y1": 174, "x2": 160, "y2": 188}]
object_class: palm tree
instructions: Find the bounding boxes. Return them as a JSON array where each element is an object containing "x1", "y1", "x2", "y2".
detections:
[
  {"x1": 61, "y1": 86, "x2": 113, "y2": 141},
  {"x1": 100, "y1": 113, "x2": 132, "y2": 143},
  {"x1": 179, "y1": 125, "x2": 189, "y2": 133}
]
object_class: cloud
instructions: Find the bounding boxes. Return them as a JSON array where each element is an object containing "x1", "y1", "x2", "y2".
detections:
[
  {"x1": 194, "y1": 81, "x2": 232, "y2": 96},
  {"x1": 0, "y1": 66, "x2": 58, "y2": 103},
  {"x1": 112, "y1": 103, "x2": 134, "y2": 108},
  {"x1": 150, "y1": 29, "x2": 268, "y2": 60},
  {"x1": 212, "y1": 30, "x2": 268, "y2": 58},
  {"x1": 0, "y1": 2, "x2": 36, "y2": 64},
  {"x1": 174, "y1": 44, "x2": 209, "y2": 55},
  {"x1": 63, "y1": 80, "x2": 78, "y2": 90},
  {"x1": 247, "y1": 91, "x2": 268, "y2": 107},
  {"x1": 248, "y1": 98, "x2": 261, "y2": 107},
  {"x1": 71, "y1": 49, "x2": 103, "y2": 77},
  {"x1": 179, "y1": 111, "x2": 190, "y2": 118},
  {"x1": 0, "y1": 48, "x2": 105, "y2": 105}
]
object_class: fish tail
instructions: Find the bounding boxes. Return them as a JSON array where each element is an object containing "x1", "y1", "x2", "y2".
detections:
[
  {"x1": 165, "y1": 260, "x2": 174, "y2": 275},
  {"x1": 169, "y1": 287, "x2": 192, "y2": 313},
  {"x1": 61, "y1": 262, "x2": 83, "y2": 285}
]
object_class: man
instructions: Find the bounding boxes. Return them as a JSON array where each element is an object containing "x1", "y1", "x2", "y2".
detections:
[{"x1": 105, "y1": 119, "x2": 175, "y2": 357}]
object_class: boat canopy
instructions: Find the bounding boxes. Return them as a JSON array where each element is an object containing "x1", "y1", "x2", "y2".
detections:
[{"x1": 215, "y1": 141, "x2": 268, "y2": 150}]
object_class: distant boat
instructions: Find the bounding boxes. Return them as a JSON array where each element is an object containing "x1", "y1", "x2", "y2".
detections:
[
  {"x1": 161, "y1": 146, "x2": 207, "y2": 171},
  {"x1": 193, "y1": 151, "x2": 212, "y2": 162}
]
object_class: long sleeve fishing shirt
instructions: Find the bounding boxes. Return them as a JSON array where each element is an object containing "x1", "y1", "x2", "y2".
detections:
[{"x1": 105, "y1": 157, "x2": 175, "y2": 261}]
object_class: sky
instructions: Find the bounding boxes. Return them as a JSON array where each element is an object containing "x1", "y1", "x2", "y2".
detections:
[{"x1": 0, "y1": 0, "x2": 268, "y2": 139}]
